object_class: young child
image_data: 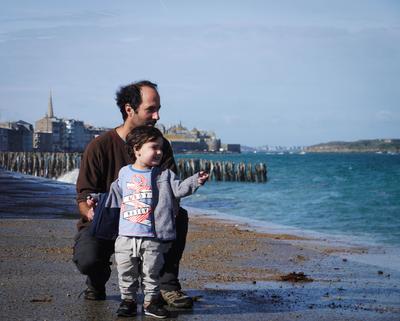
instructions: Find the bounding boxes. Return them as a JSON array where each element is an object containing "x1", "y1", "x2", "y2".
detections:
[{"x1": 112, "y1": 125, "x2": 208, "y2": 318}]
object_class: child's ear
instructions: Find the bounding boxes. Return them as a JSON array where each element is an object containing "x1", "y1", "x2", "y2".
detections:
[{"x1": 133, "y1": 145, "x2": 141, "y2": 157}]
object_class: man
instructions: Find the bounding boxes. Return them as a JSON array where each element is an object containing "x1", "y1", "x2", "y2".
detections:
[{"x1": 73, "y1": 80, "x2": 193, "y2": 308}]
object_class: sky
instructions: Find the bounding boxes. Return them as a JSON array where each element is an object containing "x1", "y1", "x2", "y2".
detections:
[{"x1": 0, "y1": 0, "x2": 399, "y2": 147}]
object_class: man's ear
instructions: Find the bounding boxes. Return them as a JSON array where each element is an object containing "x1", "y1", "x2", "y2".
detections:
[{"x1": 125, "y1": 104, "x2": 134, "y2": 117}]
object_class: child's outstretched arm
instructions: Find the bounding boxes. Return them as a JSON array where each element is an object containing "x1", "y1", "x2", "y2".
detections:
[{"x1": 168, "y1": 170, "x2": 208, "y2": 198}]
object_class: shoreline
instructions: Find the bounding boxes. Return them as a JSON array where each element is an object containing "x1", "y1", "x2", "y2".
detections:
[
  {"x1": 3, "y1": 168, "x2": 400, "y2": 252},
  {"x1": 1, "y1": 214, "x2": 400, "y2": 320},
  {"x1": 2, "y1": 166, "x2": 400, "y2": 273},
  {"x1": 184, "y1": 206, "x2": 400, "y2": 273},
  {"x1": 181, "y1": 213, "x2": 400, "y2": 285}
]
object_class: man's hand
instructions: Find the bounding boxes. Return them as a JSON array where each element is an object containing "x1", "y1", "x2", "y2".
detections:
[
  {"x1": 86, "y1": 196, "x2": 97, "y2": 208},
  {"x1": 78, "y1": 199, "x2": 95, "y2": 221},
  {"x1": 198, "y1": 171, "x2": 209, "y2": 185}
]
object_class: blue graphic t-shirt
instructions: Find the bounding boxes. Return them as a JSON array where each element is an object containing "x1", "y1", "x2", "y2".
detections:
[{"x1": 117, "y1": 165, "x2": 155, "y2": 237}]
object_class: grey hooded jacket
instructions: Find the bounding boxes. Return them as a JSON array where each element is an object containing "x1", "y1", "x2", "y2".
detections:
[{"x1": 106, "y1": 167, "x2": 201, "y2": 241}]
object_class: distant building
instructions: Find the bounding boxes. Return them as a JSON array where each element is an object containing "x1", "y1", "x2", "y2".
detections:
[
  {"x1": 34, "y1": 91, "x2": 109, "y2": 152},
  {"x1": 34, "y1": 91, "x2": 64, "y2": 151},
  {"x1": 0, "y1": 128, "x2": 7, "y2": 151},
  {"x1": 0, "y1": 120, "x2": 33, "y2": 152},
  {"x1": 63, "y1": 119, "x2": 86, "y2": 152},
  {"x1": 220, "y1": 144, "x2": 241, "y2": 153},
  {"x1": 206, "y1": 137, "x2": 221, "y2": 152},
  {"x1": 84, "y1": 125, "x2": 109, "y2": 142},
  {"x1": 33, "y1": 132, "x2": 53, "y2": 152},
  {"x1": 160, "y1": 123, "x2": 221, "y2": 153}
]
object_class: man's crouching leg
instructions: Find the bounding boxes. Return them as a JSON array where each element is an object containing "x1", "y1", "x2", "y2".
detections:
[
  {"x1": 73, "y1": 226, "x2": 115, "y2": 300},
  {"x1": 159, "y1": 207, "x2": 193, "y2": 308}
]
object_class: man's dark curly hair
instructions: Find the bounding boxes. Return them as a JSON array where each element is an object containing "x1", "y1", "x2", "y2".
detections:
[
  {"x1": 126, "y1": 125, "x2": 163, "y2": 160},
  {"x1": 115, "y1": 80, "x2": 158, "y2": 121}
]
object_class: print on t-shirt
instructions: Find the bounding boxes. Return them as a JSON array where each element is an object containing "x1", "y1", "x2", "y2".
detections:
[{"x1": 122, "y1": 173, "x2": 152, "y2": 227}]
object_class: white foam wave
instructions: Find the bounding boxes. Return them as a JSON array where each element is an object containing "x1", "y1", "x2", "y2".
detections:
[{"x1": 57, "y1": 169, "x2": 79, "y2": 184}]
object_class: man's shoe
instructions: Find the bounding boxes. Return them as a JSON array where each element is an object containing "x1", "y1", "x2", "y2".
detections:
[
  {"x1": 83, "y1": 288, "x2": 106, "y2": 301},
  {"x1": 144, "y1": 301, "x2": 169, "y2": 319},
  {"x1": 117, "y1": 299, "x2": 137, "y2": 317},
  {"x1": 161, "y1": 290, "x2": 193, "y2": 308}
]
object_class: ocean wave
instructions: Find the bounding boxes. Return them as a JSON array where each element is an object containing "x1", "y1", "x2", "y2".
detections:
[{"x1": 57, "y1": 169, "x2": 79, "y2": 184}]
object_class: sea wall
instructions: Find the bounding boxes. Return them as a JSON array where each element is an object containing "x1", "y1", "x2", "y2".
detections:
[{"x1": 0, "y1": 152, "x2": 267, "y2": 183}]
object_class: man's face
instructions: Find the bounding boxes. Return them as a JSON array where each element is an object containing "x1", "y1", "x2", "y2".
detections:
[{"x1": 128, "y1": 86, "x2": 161, "y2": 127}]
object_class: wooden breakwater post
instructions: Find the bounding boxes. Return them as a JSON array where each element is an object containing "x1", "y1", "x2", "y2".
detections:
[
  {"x1": 177, "y1": 158, "x2": 267, "y2": 183},
  {"x1": 0, "y1": 152, "x2": 82, "y2": 179},
  {"x1": 0, "y1": 152, "x2": 268, "y2": 183}
]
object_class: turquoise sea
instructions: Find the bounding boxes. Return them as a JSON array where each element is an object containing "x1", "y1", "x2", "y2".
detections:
[
  {"x1": 2, "y1": 152, "x2": 399, "y2": 250},
  {"x1": 177, "y1": 153, "x2": 400, "y2": 247}
]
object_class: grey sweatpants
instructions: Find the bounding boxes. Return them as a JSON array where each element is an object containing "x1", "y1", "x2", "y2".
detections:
[{"x1": 115, "y1": 236, "x2": 171, "y2": 303}]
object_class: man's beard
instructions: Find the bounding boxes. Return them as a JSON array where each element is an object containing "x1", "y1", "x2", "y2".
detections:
[{"x1": 145, "y1": 120, "x2": 157, "y2": 126}]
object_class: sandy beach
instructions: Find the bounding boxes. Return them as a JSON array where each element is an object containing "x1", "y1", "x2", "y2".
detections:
[
  {"x1": 1, "y1": 215, "x2": 399, "y2": 321},
  {"x1": 1, "y1": 170, "x2": 399, "y2": 320}
]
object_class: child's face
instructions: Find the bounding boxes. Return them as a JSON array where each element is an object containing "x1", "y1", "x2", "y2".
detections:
[{"x1": 134, "y1": 137, "x2": 164, "y2": 169}]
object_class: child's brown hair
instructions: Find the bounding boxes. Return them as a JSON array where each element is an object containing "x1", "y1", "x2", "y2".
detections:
[{"x1": 126, "y1": 126, "x2": 164, "y2": 160}]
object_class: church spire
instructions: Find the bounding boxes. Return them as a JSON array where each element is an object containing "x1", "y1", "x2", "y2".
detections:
[{"x1": 47, "y1": 90, "x2": 54, "y2": 118}]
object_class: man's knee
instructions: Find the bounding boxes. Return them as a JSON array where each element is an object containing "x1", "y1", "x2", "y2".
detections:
[
  {"x1": 72, "y1": 227, "x2": 109, "y2": 275},
  {"x1": 73, "y1": 249, "x2": 100, "y2": 275}
]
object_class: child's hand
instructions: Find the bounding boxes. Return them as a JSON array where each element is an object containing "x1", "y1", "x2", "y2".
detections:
[{"x1": 198, "y1": 171, "x2": 209, "y2": 185}]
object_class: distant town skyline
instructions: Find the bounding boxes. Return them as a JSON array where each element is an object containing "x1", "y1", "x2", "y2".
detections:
[
  {"x1": 0, "y1": 95, "x2": 237, "y2": 153},
  {"x1": 1, "y1": 1, "x2": 399, "y2": 146},
  {"x1": 0, "y1": 94, "x2": 304, "y2": 150}
]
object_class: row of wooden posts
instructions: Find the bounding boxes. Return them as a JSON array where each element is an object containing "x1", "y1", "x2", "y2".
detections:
[
  {"x1": 0, "y1": 152, "x2": 267, "y2": 183},
  {"x1": 177, "y1": 158, "x2": 267, "y2": 183},
  {"x1": 0, "y1": 152, "x2": 81, "y2": 179}
]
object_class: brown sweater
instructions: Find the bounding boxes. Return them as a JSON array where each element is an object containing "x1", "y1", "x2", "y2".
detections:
[{"x1": 76, "y1": 128, "x2": 177, "y2": 227}]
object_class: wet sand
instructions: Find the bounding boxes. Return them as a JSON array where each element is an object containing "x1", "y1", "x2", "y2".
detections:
[{"x1": 1, "y1": 216, "x2": 399, "y2": 321}]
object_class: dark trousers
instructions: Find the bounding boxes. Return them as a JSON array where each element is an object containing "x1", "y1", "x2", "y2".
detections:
[
  {"x1": 72, "y1": 226, "x2": 114, "y2": 292},
  {"x1": 160, "y1": 208, "x2": 188, "y2": 291},
  {"x1": 72, "y1": 207, "x2": 189, "y2": 293}
]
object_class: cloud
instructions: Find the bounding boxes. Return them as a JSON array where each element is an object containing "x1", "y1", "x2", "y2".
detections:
[
  {"x1": 222, "y1": 114, "x2": 241, "y2": 125},
  {"x1": 376, "y1": 110, "x2": 399, "y2": 122}
]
